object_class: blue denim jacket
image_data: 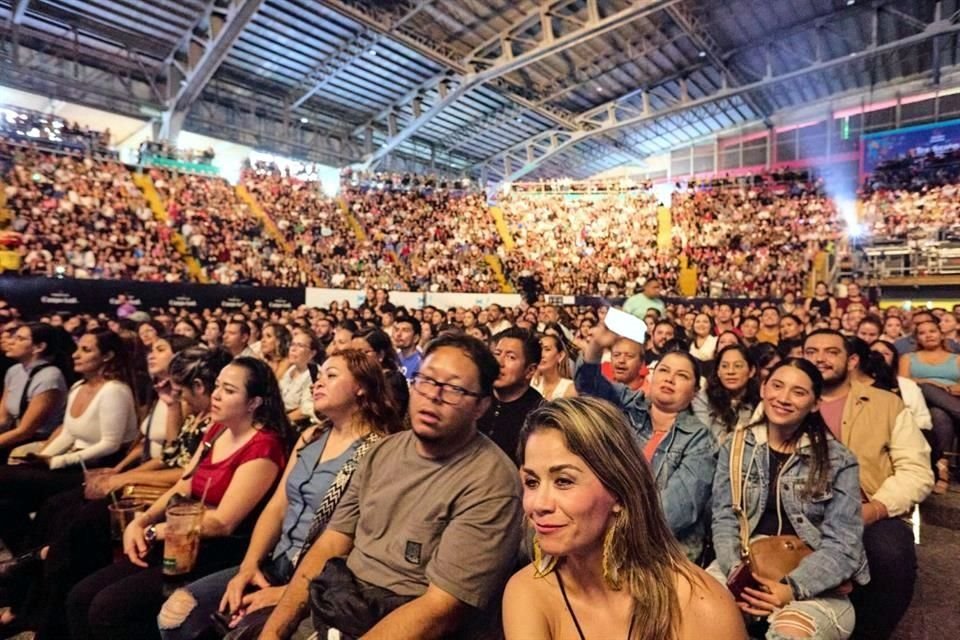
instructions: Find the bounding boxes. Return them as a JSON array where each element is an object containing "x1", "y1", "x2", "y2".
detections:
[
  {"x1": 712, "y1": 422, "x2": 870, "y2": 600},
  {"x1": 575, "y1": 360, "x2": 717, "y2": 561}
]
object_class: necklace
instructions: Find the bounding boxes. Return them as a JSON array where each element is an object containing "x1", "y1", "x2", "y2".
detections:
[{"x1": 556, "y1": 570, "x2": 635, "y2": 640}]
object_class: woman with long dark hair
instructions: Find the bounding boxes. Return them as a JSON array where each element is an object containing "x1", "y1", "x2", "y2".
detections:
[
  {"x1": 352, "y1": 326, "x2": 409, "y2": 413},
  {"x1": 260, "y1": 323, "x2": 292, "y2": 381},
  {"x1": 710, "y1": 358, "x2": 868, "y2": 639},
  {"x1": 693, "y1": 344, "x2": 760, "y2": 445},
  {"x1": 158, "y1": 349, "x2": 404, "y2": 640},
  {"x1": 504, "y1": 397, "x2": 745, "y2": 640},
  {"x1": 0, "y1": 329, "x2": 139, "y2": 554},
  {"x1": 65, "y1": 357, "x2": 290, "y2": 640}
]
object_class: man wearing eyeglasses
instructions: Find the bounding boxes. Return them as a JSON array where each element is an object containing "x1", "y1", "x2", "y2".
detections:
[{"x1": 260, "y1": 333, "x2": 522, "y2": 640}]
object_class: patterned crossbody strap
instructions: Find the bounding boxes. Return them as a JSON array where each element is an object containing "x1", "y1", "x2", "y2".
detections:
[
  {"x1": 293, "y1": 432, "x2": 382, "y2": 567},
  {"x1": 729, "y1": 425, "x2": 752, "y2": 559}
]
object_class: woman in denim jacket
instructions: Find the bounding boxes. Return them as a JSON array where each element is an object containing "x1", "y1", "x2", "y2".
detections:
[
  {"x1": 575, "y1": 325, "x2": 717, "y2": 563},
  {"x1": 710, "y1": 358, "x2": 869, "y2": 640}
]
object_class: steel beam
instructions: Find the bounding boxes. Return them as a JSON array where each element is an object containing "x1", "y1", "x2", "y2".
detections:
[
  {"x1": 482, "y1": 16, "x2": 960, "y2": 185},
  {"x1": 160, "y1": 0, "x2": 265, "y2": 140},
  {"x1": 360, "y1": 0, "x2": 682, "y2": 168},
  {"x1": 665, "y1": 3, "x2": 773, "y2": 121},
  {"x1": 11, "y1": 0, "x2": 30, "y2": 25}
]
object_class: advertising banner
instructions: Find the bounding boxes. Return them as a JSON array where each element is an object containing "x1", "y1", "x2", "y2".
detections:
[
  {"x1": 862, "y1": 118, "x2": 960, "y2": 174},
  {"x1": 0, "y1": 277, "x2": 305, "y2": 317}
]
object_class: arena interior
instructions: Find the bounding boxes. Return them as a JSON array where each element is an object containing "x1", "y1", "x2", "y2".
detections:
[{"x1": 0, "y1": 0, "x2": 958, "y2": 639}]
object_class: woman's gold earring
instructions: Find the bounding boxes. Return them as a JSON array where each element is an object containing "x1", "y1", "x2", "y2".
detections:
[
  {"x1": 602, "y1": 520, "x2": 622, "y2": 590},
  {"x1": 532, "y1": 535, "x2": 557, "y2": 579}
]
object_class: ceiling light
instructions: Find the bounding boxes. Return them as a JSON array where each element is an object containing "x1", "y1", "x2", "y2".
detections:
[
  {"x1": 597, "y1": 86, "x2": 604, "y2": 93},
  {"x1": 698, "y1": 50, "x2": 707, "y2": 58},
  {"x1": 846, "y1": 0, "x2": 855, "y2": 5},
  {"x1": 368, "y1": 49, "x2": 377, "y2": 56},
  {"x1": 300, "y1": 117, "x2": 309, "y2": 123}
]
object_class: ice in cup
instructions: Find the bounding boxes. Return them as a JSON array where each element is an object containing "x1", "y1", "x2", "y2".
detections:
[
  {"x1": 162, "y1": 503, "x2": 203, "y2": 576},
  {"x1": 107, "y1": 499, "x2": 146, "y2": 542}
]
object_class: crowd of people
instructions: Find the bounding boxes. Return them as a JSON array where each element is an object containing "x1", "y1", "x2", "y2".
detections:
[
  {"x1": 0, "y1": 106, "x2": 111, "y2": 156},
  {"x1": 0, "y1": 273, "x2": 949, "y2": 640},
  {"x1": 152, "y1": 169, "x2": 306, "y2": 287},
  {"x1": 1, "y1": 144, "x2": 190, "y2": 281}
]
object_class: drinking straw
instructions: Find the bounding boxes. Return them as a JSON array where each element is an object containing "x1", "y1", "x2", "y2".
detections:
[{"x1": 199, "y1": 476, "x2": 213, "y2": 506}]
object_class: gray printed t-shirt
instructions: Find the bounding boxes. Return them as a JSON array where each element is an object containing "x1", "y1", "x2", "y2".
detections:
[{"x1": 327, "y1": 429, "x2": 522, "y2": 609}]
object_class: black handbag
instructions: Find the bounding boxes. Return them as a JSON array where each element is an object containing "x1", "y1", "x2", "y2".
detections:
[{"x1": 308, "y1": 557, "x2": 414, "y2": 639}]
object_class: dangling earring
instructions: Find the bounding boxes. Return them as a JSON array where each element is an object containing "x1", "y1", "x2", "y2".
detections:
[
  {"x1": 602, "y1": 516, "x2": 623, "y2": 590},
  {"x1": 532, "y1": 535, "x2": 557, "y2": 578}
]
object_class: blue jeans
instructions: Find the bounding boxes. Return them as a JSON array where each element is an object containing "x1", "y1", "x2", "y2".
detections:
[{"x1": 158, "y1": 554, "x2": 292, "y2": 640}]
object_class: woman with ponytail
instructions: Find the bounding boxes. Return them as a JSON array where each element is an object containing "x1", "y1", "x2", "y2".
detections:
[
  {"x1": 504, "y1": 397, "x2": 745, "y2": 640},
  {"x1": 710, "y1": 358, "x2": 868, "y2": 639}
]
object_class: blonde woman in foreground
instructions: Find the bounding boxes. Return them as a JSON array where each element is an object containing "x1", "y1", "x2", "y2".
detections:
[{"x1": 503, "y1": 396, "x2": 746, "y2": 640}]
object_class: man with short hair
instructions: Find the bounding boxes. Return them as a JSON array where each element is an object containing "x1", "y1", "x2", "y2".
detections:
[
  {"x1": 803, "y1": 330, "x2": 933, "y2": 640},
  {"x1": 623, "y1": 277, "x2": 666, "y2": 320},
  {"x1": 393, "y1": 316, "x2": 423, "y2": 382},
  {"x1": 609, "y1": 337, "x2": 646, "y2": 390},
  {"x1": 838, "y1": 281, "x2": 866, "y2": 313},
  {"x1": 222, "y1": 320, "x2": 255, "y2": 358},
  {"x1": 756, "y1": 306, "x2": 781, "y2": 345},
  {"x1": 644, "y1": 320, "x2": 675, "y2": 366},
  {"x1": 478, "y1": 327, "x2": 543, "y2": 458},
  {"x1": 259, "y1": 334, "x2": 522, "y2": 640},
  {"x1": 739, "y1": 316, "x2": 760, "y2": 346},
  {"x1": 714, "y1": 303, "x2": 739, "y2": 335}
]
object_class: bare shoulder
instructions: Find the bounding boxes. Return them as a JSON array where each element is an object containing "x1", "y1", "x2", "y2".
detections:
[
  {"x1": 502, "y1": 564, "x2": 555, "y2": 640},
  {"x1": 676, "y1": 564, "x2": 747, "y2": 640}
]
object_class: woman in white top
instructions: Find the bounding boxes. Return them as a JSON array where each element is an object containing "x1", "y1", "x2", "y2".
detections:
[
  {"x1": 0, "y1": 329, "x2": 138, "y2": 554},
  {"x1": 532, "y1": 334, "x2": 576, "y2": 401},
  {"x1": 689, "y1": 312, "x2": 718, "y2": 362},
  {"x1": 283, "y1": 328, "x2": 321, "y2": 424}
]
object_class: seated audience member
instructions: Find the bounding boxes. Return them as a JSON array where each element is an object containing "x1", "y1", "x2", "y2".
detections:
[
  {"x1": 756, "y1": 307, "x2": 781, "y2": 345},
  {"x1": 222, "y1": 320, "x2": 255, "y2": 358},
  {"x1": 803, "y1": 330, "x2": 933, "y2": 640},
  {"x1": 532, "y1": 334, "x2": 576, "y2": 401},
  {"x1": 710, "y1": 358, "x2": 868, "y2": 640},
  {"x1": 576, "y1": 320, "x2": 717, "y2": 561},
  {"x1": 882, "y1": 315, "x2": 904, "y2": 343},
  {"x1": 606, "y1": 336, "x2": 647, "y2": 391},
  {"x1": 65, "y1": 357, "x2": 290, "y2": 640},
  {"x1": 0, "y1": 323, "x2": 72, "y2": 462},
  {"x1": 0, "y1": 342, "x2": 219, "y2": 639},
  {"x1": 478, "y1": 327, "x2": 544, "y2": 458},
  {"x1": 939, "y1": 309, "x2": 960, "y2": 351},
  {"x1": 352, "y1": 327, "x2": 409, "y2": 414},
  {"x1": 897, "y1": 318, "x2": 960, "y2": 496},
  {"x1": 392, "y1": 315, "x2": 423, "y2": 381},
  {"x1": 258, "y1": 333, "x2": 523, "y2": 640},
  {"x1": 777, "y1": 338, "x2": 804, "y2": 360},
  {"x1": 740, "y1": 316, "x2": 760, "y2": 346},
  {"x1": 714, "y1": 303, "x2": 739, "y2": 335},
  {"x1": 282, "y1": 328, "x2": 321, "y2": 425},
  {"x1": 805, "y1": 281, "x2": 837, "y2": 320},
  {"x1": 329, "y1": 320, "x2": 358, "y2": 355},
  {"x1": 644, "y1": 320, "x2": 675, "y2": 366},
  {"x1": 158, "y1": 350, "x2": 403, "y2": 640},
  {"x1": 0, "y1": 329, "x2": 138, "y2": 554},
  {"x1": 173, "y1": 319, "x2": 200, "y2": 341},
  {"x1": 503, "y1": 397, "x2": 745, "y2": 640},
  {"x1": 693, "y1": 344, "x2": 760, "y2": 445},
  {"x1": 779, "y1": 314, "x2": 805, "y2": 343},
  {"x1": 856, "y1": 316, "x2": 883, "y2": 345},
  {"x1": 750, "y1": 342, "x2": 781, "y2": 385},
  {"x1": 261, "y1": 324, "x2": 293, "y2": 381},
  {"x1": 893, "y1": 310, "x2": 935, "y2": 355},
  {"x1": 202, "y1": 321, "x2": 223, "y2": 350},
  {"x1": 622, "y1": 277, "x2": 667, "y2": 320},
  {"x1": 689, "y1": 313, "x2": 719, "y2": 362}
]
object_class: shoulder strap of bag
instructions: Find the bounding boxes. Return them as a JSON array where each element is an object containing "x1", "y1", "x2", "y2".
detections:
[
  {"x1": 182, "y1": 423, "x2": 229, "y2": 480},
  {"x1": 19, "y1": 363, "x2": 55, "y2": 419},
  {"x1": 294, "y1": 431, "x2": 383, "y2": 566},
  {"x1": 729, "y1": 426, "x2": 751, "y2": 558}
]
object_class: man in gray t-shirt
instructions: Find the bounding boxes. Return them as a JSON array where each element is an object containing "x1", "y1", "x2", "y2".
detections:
[{"x1": 261, "y1": 334, "x2": 522, "y2": 640}]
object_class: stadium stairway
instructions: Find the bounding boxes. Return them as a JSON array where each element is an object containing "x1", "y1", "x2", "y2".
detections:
[
  {"x1": 131, "y1": 173, "x2": 209, "y2": 283},
  {"x1": 487, "y1": 206, "x2": 515, "y2": 251},
  {"x1": 235, "y1": 185, "x2": 321, "y2": 286},
  {"x1": 337, "y1": 197, "x2": 367, "y2": 242},
  {"x1": 484, "y1": 254, "x2": 514, "y2": 293}
]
